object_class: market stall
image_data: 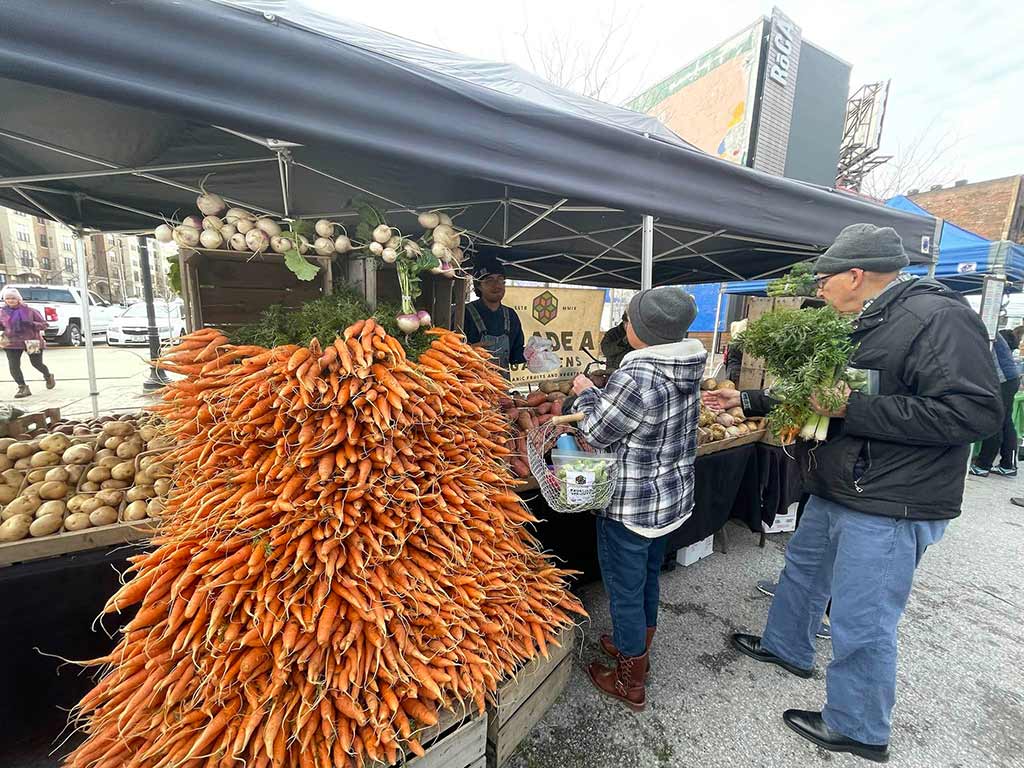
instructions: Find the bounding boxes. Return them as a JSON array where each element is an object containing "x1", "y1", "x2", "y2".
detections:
[{"x1": 0, "y1": 2, "x2": 942, "y2": 765}]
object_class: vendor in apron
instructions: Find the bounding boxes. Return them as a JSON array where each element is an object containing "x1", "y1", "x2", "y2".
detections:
[{"x1": 463, "y1": 259, "x2": 527, "y2": 380}]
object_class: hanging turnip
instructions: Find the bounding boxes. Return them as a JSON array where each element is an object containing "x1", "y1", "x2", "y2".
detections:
[
  {"x1": 381, "y1": 247, "x2": 398, "y2": 264},
  {"x1": 368, "y1": 242, "x2": 384, "y2": 256},
  {"x1": 229, "y1": 232, "x2": 248, "y2": 251},
  {"x1": 416, "y1": 310, "x2": 432, "y2": 327},
  {"x1": 196, "y1": 178, "x2": 226, "y2": 216},
  {"x1": 245, "y1": 228, "x2": 270, "y2": 253},
  {"x1": 154, "y1": 224, "x2": 174, "y2": 243},
  {"x1": 270, "y1": 236, "x2": 294, "y2": 254},
  {"x1": 225, "y1": 207, "x2": 254, "y2": 224},
  {"x1": 182, "y1": 215, "x2": 204, "y2": 231},
  {"x1": 236, "y1": 218, "x2": 255, "y2": 234},
  {"x1": 202, "y1": 215, "x2": 223, "y2": 231},
  {"x1": 418, "y1": 211, "x2": 440, "y2": 229},
  {"x1": 314, "y1": 237, "x2": 335, "y2": 256},
  {"x1": 220, "y1": 223, "x2": 237, "y2": 240},
  {"x1": 334, "y1": 235, "x2": 352, "y2": 253},
  {"x1": 298, "y1": 235, "x2": 311, "y2": 255},
  {"x1": 438, "y1": 212, "x2": 453, "y2": 227},
  {"x1": 315, "y1": 219, "x2": 335, "y2": 238},
  {"x1": 451, "y1": 247, "x2": 464, "y2": 264},
  {"x1": 432, "y1": 224, "x2": 457, "y2": 248},
  {"x1": 372, "y1": 224, "x2": 392, "y2": 244},
  {"x1": 404, "y1": 240, "x2": 422, "y2": 257},
  {"x1": 173, "y1": 225, "x2": 200, "y2": 248},
  {"x1": 199, "y1": 229, "x2": 224, "y2": 249},
  {"x1": 431, "y1": 242, "x2": 450, "y2": 260},
  {"x1": 387, "y1": 235, "x2": 402, "y2": 250},
  {"x1": 256, "y1": 218, "x2": 282, "y2": 237},
  {"x1": 396, "y1": 314, "x2": 420, "y2": 334}
]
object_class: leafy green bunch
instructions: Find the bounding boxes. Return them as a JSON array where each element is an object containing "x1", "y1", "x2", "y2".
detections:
[
  {"x1": 766, "y1": 262, "x2": 817, "y2": 297},
  {"x1": 741, "y1": 306, "x2": 856, "y2": 440}
]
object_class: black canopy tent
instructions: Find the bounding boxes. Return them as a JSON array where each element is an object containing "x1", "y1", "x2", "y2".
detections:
[{"x1": 0, "y1": 0, "x2": 939, "y2": 289}]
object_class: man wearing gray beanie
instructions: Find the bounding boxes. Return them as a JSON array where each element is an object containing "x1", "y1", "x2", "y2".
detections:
[
  {"x1": 706, "y1": 223, "x2": 1001, "y2": 761},
  {"x1": 569, "y1": 286, "x2": 705, "y2": 711}
]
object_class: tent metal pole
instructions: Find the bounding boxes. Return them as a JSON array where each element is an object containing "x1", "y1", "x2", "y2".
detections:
[
  {"x1": 139, "y1": 237, "x2": 169, "y2": 391},
  {"x1": 0, "y1": 157, "x2": 275, "y2": 188},
  {"x1": 277, "y1": 151, "x2": 292, "y2": 218},
  {"x1": 928, "y1": 218, "x2": 943, "y2": 279},
  {"x1": 505, "y1": 199, "x2": 568, "y2": 244},
  {"x1": 563, "y1": 226, "x2": 644, "y2": 282},
  {"x1": 641, "y1": 215, "x2": 654, "y2": 289},
  {"x1": 508, "y1": 201, "x2": 638, "y2": 260},
  {"x1": 710, "y1": 284, "x2": 725, "y2": 362},
  {"x1": 502, "y1": 187, "x2": 509, "y2": 246},
  {"x1": 73, "y1": 230, "x2": 100, "y2": 418}
]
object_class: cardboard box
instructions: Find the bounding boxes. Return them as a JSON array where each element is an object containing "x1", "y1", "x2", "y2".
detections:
[
  {"x1": 763, "y1": 503, "x2": 798, "y2": 534},
  {"x1": 676, "y1": 534, "x2": 714, "y2": 567}
]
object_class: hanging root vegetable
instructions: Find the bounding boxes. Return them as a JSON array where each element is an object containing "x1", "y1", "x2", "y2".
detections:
[
  {"x1": 181, "y1": 215, "x2": 204, "y2": 231},
  {"x1": 196, "y1": 175, "x2": 227, "y2": 216},
  {"x1": 270, "y1": 235, "x2": 294, "y2": 254},
  {"x1": 244, "y1": 227, "x2": 270, "y2": 253},
  {"x1": 201, "y1": 215, "x2": 223, "y2": 231},
  {"x1": 199, "y1": 228, "x2": 223, "y2": 249},
  {"x1": 256, "y1": 217, "x2": 281, "y2": 237},
  {"x1": 315, "y1": 218, "x2": 335, "y2": 238},
  {"x1": 172, "y1": 225, "x2": 199, "y2": 248},
  {"x1": 153, "y1": 223, "x2": 174, "y2": 243},
  {"x1": 314, "y1": 237, "x2": 336, "y2": 256},
  {"x1": 61, "y1": 324, "x2": 584, "y2": 768},
  {"x1": 224, "y1": 207, "x2": 254, "y2": 225},
  {"x1": 417, "y1": 211, "x2": 441, "y2": 229},
  {"x1": 334, "y1": 234, "x2": 352, "y2": 253},
  {"x1": 229, "y1": 232, "x2": 248, "y2": 251}
]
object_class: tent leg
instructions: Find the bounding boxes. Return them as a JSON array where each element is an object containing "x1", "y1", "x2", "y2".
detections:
[
  {"x1": 710, "y1": 284, "x2": 725, "y2": 364},
  {"x1": 139, "y1": 237, "x2": 169, "y2": 391},
  {"x1": 641, "y1": 215, "x2": 654, "y2": 289},
  {"x1": 74, "y1": 231, "x2": 100, "y2": 418}
]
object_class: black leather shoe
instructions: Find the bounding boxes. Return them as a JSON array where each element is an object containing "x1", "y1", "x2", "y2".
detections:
[
  {"x1": 783, "y1": 709, "x2": 890, "y2": 763},
  {"x1": 729, "y1": 633, "x2": 813, "y2": 678}
]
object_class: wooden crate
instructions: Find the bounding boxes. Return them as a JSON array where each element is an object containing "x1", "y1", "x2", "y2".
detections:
[
  {"x1": 0, "y1": 408, "x2": 61, "y2": 439},
  {"x1": 737, "y1": 366, "x2": 765, "y2": 391},
  {"x1": 697, "y1": 430, "x2": 766, "y2": 456},
  {"x1": 487, "y1": 630, "x2": 575, "y2": 767},
  {"x1": 365, "y1": 708, "x2": 486, "y2": 768},
  {"x1": 0, "y1": 519, "x2": 156, "y2": 568}
]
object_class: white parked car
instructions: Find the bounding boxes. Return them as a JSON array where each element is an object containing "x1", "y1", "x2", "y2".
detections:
[
  {"x1": 7, "y1": 283, "x2": 121, "y2": 346},
  {"x1": 106, "y1": 302, "x2": 186, "y2": 347}
]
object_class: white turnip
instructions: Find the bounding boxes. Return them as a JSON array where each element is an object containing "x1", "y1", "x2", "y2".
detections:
[
  {"x1": 199, "y1": 229, "x2": 224, "y2": 249},
  {"x1": 270, "y1": 236, "x2": 294, "y2": 254},
  {"x1": 225, "y1": 207, "x2": 254, "y2": 224},
  {"x1": 334, "y1": 235, "x2": 352, "y2": 253},
  {"x1": 202, "y1": 215, "x2": 223, "y2": 231},
  {"x1": 368, "y1": 242, "x2": 384, "y2": 256},
  {"x1": 372, "y1": 224, "x2": 392, "y2": 244},
  {"x1": 438, "y1": 212, "x2": 453, "y2": 227},
  {"x1": 245, "y1": 228, "x2": 270, "y2": 252},
  {"x1": 298, "y1": 235, "x2": 311, "y2": 255},
  {"x1": 173, "y1": 225, "x2": 200, "y2": 248},
  {"x1": 182, "y1": 215, "x2": 204, "y2": 231},
  {"x1": 381, "y1": 247, "x2": 398, "y2": 264},
  {"x1": 220, "y1": 223, "x2": 237, "y2": 239},
  {"x1": 256, "y1": 218, "x2": 281, "y2": 237},
  {"x1": 404, "y1": 240, "x2": 422, "y2": 257},
  {"x1": 196, "y1": 179, "x2": 226, "y2": 215},
  {"x1": 315, "y1": 219, "x2": 335, "y2": 238},
  {"x1": 154, "y1": 224, "x2": 174, "y2": 243},
  {"x1": 229, "y1": 232, "x2": 248, "y2": 251},
  {"x1": 235, "y1": 218, "x2": 255, "y2": 234},
  {"x1": 431, "y1": 242, "x2": 450, "y2": 260},
  {"x1": 416, "y1": 310, "x2": 432, "y2": 327},
  {"x1": 418, "y1": 211, "x2": 440, "y2": 229},
  {"x1": 314, "y1": 237, "x2": 335, "y2": 256},
  {"x1": 396, "y1": 314, "x2": 420, "y2": 334}
]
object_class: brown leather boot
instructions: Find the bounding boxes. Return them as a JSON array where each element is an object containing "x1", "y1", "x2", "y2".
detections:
[
  {"x1": 600, "y1": 626, "x2": 656, "y2": 659},
  {"x1": 588, "y1": 652, "x2": 649, "y2": 711}
]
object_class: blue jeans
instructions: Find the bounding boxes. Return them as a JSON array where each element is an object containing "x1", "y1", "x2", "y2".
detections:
[
  {"x1": 760, "y1": 495, "x2": 948, "y2": 745},
  {"x1": 595, "y1": 516, "x2": 668, "y2": 657}
]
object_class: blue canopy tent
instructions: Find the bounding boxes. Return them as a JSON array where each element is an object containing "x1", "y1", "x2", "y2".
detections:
[{"x1": 724, "y1": 196, "x2": 1024, "y2": 297}]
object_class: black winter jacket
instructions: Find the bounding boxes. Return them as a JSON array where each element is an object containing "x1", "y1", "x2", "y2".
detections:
[{"x1": 743, "y1": 278, "x2": 1002, "y2": 521}]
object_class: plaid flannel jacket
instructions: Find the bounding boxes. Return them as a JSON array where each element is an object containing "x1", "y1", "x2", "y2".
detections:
[{"x1": 573, "y1": 339, "x2": 706, "y2": 529}]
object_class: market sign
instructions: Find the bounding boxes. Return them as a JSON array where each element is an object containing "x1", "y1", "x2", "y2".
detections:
[{"x1": 505, "y1": 286, "x2": 605, "y2": 385}]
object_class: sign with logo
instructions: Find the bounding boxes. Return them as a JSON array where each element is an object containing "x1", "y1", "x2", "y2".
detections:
[
  {"x1": 956, "y1": 262, "x2": 978, "y2": 274},
  {"x1": 767, "y1": 12, "x2": 798, "y2": 87},
  {"x1": 505, "y1": 286, "x2": 606, "y2": 386},
  {"x1": 979, "y1": 276, "x2": 1006, "y2": 341}
]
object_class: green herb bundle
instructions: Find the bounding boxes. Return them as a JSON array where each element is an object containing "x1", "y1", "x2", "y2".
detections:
[
  {"x1": 741, "y1": 306, "x2": 856, "y2": 441},
  {"x1": 766, "y1": 262, "x2": 817, "y2": 297}
]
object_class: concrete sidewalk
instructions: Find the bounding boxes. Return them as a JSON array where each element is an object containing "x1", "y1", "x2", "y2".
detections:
[{"x1": 510, "y1": 474, "x2": 1024, "y2": 768}]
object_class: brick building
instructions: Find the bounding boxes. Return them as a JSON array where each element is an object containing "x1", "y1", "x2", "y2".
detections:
[{"x1": 908, "y1": 175, "x2": 1024, "y2": 244}]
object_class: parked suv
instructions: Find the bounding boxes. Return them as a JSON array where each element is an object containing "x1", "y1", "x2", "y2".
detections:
[{"x1": 6, "y1": 284, "x2": 120, "y2": 346}]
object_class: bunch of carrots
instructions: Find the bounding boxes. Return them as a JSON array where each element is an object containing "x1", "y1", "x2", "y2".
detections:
[{"x1": 63, "y1": 320, "x2": 585, "y2": 768}]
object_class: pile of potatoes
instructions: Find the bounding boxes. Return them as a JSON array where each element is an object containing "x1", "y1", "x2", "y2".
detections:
[
  {"x1": 698, "y1": 379, "x2": 766, "y2": 446},
  {"x1": 0, "y1": 418, "x2": 175, "y2": 544}
]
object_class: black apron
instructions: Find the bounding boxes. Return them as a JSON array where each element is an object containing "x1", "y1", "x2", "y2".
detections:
[{"x1": 467, "y1": 303, "x2": 512, "y2": 380}]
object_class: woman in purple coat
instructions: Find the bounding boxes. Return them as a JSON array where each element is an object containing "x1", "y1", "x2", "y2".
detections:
[{"x1": 1, "y1": 287, "x2": 56, "y2": 398}]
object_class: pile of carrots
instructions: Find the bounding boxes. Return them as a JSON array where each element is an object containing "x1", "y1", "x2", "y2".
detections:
[{"x1": 63, "y1": 321, "x2": 585, "y2": 768}]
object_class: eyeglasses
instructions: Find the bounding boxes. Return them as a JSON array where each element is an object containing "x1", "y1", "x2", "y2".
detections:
[{"x1": 814, "y1": 271, "x2": 850, "y2": 290}]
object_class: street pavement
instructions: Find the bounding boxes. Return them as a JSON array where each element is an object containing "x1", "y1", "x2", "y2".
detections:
[
  {"x1": 1, "y1": 343, "x2": 159, "y2": 418},
  {"x1": 509, "y1": 474, "x2": 1024, "y2": 768}
]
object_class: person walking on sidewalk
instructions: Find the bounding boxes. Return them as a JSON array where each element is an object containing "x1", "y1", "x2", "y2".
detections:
[
  {"x1": 1, "y1": 287, "x2": 56, "y2": 399},
  {"x1": 970, "y1": 329, "x2": 1020, "y2": 477},
  {"x1": 570, "y1": 286, "x2": 705, "y2": 712},
  {"x1": 703, "y1": 224, "x2": 1001, "y2": 762}
]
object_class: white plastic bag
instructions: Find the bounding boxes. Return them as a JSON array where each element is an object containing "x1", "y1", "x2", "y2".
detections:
[{"x1": 524, "y1": 335, "x2": 561, "y2": 374}]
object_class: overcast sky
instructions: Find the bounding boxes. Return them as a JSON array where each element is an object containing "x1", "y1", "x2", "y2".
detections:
[{"x1": 308, "y1": 0, "x2": 1023, "y2": 187}]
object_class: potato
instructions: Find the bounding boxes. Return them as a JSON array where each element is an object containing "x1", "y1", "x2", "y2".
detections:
[
  {"x1": 124, "y1": 500, "x2": 149, "y2": 522},
  {"x1": 147, "y1": 461, "x2": 172, "y2": 479},
  {"x1": 14, "y1": 457, "x2": 33, "y2": 470},
  {"x1": 104, "y1": 435, "x2": 124, "y2": 451},
  {"x1": 0, "y1": 438, "x2": 16, "y2": 453},
  {"x1": 116, "y1": 439, "x2": 144, "y2": 460},
  {"x1": 127, "y1": 485, "x2": 155, "y2": 502},
  {"x1": 89, "y1": 506, "x2": 119, "y2": 527},
  {"x1": 44, "y1": 466, "x2": 71, "y2": 484},
  {"x1": 101, "y1": 480, "x2": 130, "y2": 490},
  {"x1": 0, "y1": 515, "x2": 32, "y2": 542},
  {"x1": 80, "y1": 497, "x2": 105, "y2": 514},
  {"x1": 0, "y1": 455, "x2": 12, "y2": 472},
  {"x1": 38, "y1": 433, "x2": 72, "y2": 453},
  {"x1": 725, "y1": 425, "x2": 742, "y2": 438},
  {"x1": 154, "y1": 478, "x2": 171, "y2": 497},
  {"x1": 38, "y1": 481, "x2": 69, "y2": 500},
  {"x1": 73, "y1": 425, "x2": 92, "y2": 436},
  {"x1": 87, "y1": 466, "x2": 112, "y2": 483},
  {"x1": 146, "y1": 436, "x2": 175, "y2": 451},
  {"x1": 716, "y1": 380, "x2": 737, "y2": 390},
  {"x1": 111, "y1": 461, "x2": 136, "y2": 482},
  {"x1": 80, "y1": 481, "x2": 100, "y2": 493},
  {"x1": 727, "y1": 407, "x2": 746, "y2": 421},
  {"x1": 94, "y1": 448, "x2": 114, "y2": 461},
  {"x1": 6, "y1": 441, "x2": 35, "y2": 461},
  {"x1": 538, "y1": 381, "x2": 559, "y2": 394},
  {"x1": 65, "y1": 465, "x2": 86, "y2": 484},
  {"x1": 138, "y1": 426, "x2": 159, "y2": 443},
  {"x1": 102, "y1": 421, "x2": 134, "y2": 437},
  {"x1": 30, "y1": 514, "x2": 63, "y2": 537},
  {"x1": 27, "y1": 469, "x2": 49, "y2": 485},
  {"x1": 134, "y1": 470, "x2": 154, "y2": 486},
  {"x1": 0, "y1": 485, "x2": 18, "y2": 505},
  {"x1": 98, "y1": 456, "x2": 121, "y2": 469},
  {"x1": 95, "y1": 489, "x2": 124, "y2": 507},
  {"x1": 147, "y1": 499, "x2": 164, "y2": 518},
  {"x1": 35, "y1": 499, "x2": 66, "y2": 518},
  {"x1": 2, "y1": 468, "x2": 24, "y2": 487},
  {"x1": 62, "y1": 445, "x2": 95, "y2": 465},
  {"x1": 67, "y1": 495, "x2": 86, "y2": 513},
  {"x1": 701, "y1": 378, "x2": 717, "y2": 391},
  {"x1": 64, "y1": 512, "x2": 92, "y2": 531},
  {"x1": 3, "y1": 495, "x2": 40, "y2": 519}
]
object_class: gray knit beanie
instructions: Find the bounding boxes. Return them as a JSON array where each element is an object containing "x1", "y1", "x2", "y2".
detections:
[
  {"x1": 814, "y1": 224, "x2": 910, "y2": 275},
  {"x1": 627, "y1": 286, "x2": 697, "y2": 346}
]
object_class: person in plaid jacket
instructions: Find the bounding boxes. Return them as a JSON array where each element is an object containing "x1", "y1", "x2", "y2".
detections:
[{"x1": 571, "y1": 285, "x2": 706, "y2": 711}]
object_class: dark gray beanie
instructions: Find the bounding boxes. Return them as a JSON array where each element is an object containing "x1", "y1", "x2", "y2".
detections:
[
  {"x1": 814, "y1": 224, "x2": 910, "y2": 275},
  {"x1": 627, "y1": 286, "x2": 697, "y2": 346}
]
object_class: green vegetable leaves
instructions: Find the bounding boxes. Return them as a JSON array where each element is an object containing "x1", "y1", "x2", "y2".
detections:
[
  {"x1": 766, "y1": 262, "x2": 817, "y2": 297},
  {"x1": 284, "y1": 248, "x2": 320, "y2": 281}
]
